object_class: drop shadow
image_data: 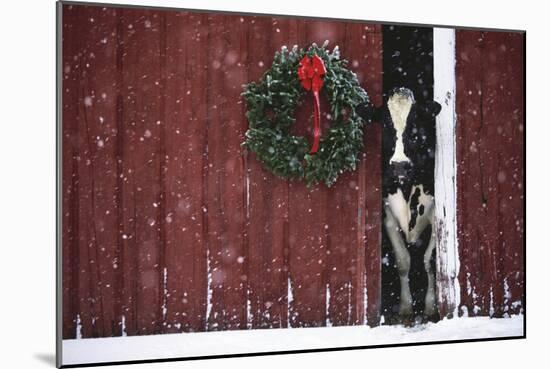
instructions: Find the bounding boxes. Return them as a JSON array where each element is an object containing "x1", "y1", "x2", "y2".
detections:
[{"x1": 34, "y1": 353, "x2": 56, "y2": 367}]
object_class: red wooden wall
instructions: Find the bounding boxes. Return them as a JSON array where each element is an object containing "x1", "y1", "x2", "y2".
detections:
[
  {"x1": 61, "y1": 4, "x2": 383, "y2": 339},
  {"x1": 455, "y1": 30, "x2": 525, "y2": 317}
]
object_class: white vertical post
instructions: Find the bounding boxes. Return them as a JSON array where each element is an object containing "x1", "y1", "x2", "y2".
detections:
[{"x1": 433, "y1": 28, "x2": 460, "y2": 319}]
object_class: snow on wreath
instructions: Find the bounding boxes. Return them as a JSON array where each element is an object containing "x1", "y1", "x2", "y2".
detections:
[{"x1": 242, "y1": 41, "x2": 372, "y2": 187}]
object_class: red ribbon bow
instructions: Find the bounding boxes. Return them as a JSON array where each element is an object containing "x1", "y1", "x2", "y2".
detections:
[{"x1": 298, "y1": 54, "x2": 326, "y2": 154}]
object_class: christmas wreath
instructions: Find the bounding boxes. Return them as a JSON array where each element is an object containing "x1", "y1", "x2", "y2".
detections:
[{"x1": 242, "y1": 42, "x2": 370, "y2": 187}]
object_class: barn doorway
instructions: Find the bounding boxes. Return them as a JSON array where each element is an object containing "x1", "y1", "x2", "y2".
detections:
[{"x1": 380, "y1": 25, "x2": 438, "y2": 325}]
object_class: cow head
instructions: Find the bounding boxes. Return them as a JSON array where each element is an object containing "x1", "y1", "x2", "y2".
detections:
[{"x1": 358, "y1": 88, "x2": 442, "y2": 180}]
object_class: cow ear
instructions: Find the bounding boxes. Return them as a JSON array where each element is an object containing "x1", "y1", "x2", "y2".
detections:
[
  {"x1": 417, "y1": 100, "x2": 442, "y2": 119},
  {"x1": 356, "y1": 102, "x2": 382, "y2": 124}
]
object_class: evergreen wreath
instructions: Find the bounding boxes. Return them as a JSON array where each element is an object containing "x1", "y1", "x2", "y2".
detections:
[{"x1": 242, "y1": 42, "x2": 370, "y2": 187}]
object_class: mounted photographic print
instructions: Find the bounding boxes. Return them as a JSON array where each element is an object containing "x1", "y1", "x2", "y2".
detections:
[{"x1": 57, "y1": 1, "x2": 525, "y2": 367}]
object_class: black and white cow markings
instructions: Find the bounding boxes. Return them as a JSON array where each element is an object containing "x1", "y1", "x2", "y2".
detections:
[{"x1": 359, "y1": 87, "x2": 442, "y2": 324}]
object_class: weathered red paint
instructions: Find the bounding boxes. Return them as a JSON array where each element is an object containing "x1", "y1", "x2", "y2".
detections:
[
  {"x1": 246, "y1": 17, "x2": 303, "y2": 329},
  {"x1": 456, "y1": 30, "x2": 525, "y2": 317},
  {"x1": 62, "y1": 6, "x2": 79, "y2": 339},
  {"x1": 162, "y1": 11, "x2": 209, "y2": 333},
  {"x1": 63, "y1": 3, "x2": 526, "y2": 339},
  {"x1": 62, "y1": 4, "x2": 384, "y2": 338}
]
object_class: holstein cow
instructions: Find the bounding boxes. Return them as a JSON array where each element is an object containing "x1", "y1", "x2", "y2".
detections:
[{"x1": 358, "y1": 87, "x2": 442, "y2": 324}]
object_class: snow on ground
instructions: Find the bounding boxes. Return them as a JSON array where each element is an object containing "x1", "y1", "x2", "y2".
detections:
[{"x1": 62, "y1": 315, "x2": 523, "y2": 366}]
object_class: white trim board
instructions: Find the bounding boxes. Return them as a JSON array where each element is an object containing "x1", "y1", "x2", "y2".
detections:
[{"x1": 433, "y1": 28, "x2": 460, "y2": 318}]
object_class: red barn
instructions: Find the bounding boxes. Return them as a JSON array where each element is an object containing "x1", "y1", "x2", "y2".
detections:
[{"x1": 60, "y1": 3, "x2": 524, "y2": 339}]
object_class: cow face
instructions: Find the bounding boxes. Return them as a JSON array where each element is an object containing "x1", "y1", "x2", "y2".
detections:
[
  {"x1": 384, "y1": 88, "x2": 441, "y2": 188},
  {"x1": 386, "y1": 88, "x2": 415, "y2": 179},
  {"x1": 357, "y1": 87, "x2": 442, "y2": 184}
]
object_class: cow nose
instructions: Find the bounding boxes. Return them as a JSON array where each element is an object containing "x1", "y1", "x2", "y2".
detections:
[{"x1": 390, "y1": 161, "x2": 412, "y2": 178}]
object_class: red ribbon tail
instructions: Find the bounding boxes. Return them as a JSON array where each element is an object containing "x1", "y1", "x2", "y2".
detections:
[{"x1": 310, "y1": 90, "x2": 321, "y2": 154}]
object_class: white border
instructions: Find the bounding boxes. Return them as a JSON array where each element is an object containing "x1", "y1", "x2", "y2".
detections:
[{"x1": 1, "y1": 1, "x2": 541, "y2": 369}]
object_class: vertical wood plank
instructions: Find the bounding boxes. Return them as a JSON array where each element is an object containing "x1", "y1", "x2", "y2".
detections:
[
  {"x1": 362, "y1": 24, "x2": 383, "y2": 327},
  {"x1": 161, "y1": 10, "x2": 185, "y2": 334},
  {"x1": 285, "y1": 19, "x2": 333, "y2": 328},
  {"x1": 204, "y1": 14, "x2": 248, "y2": 331},
  {"x1": 456, "y1": 30, "x2": 483, "y2": 316},
  {"x1": 338, "y1": 22, "x2": 384, "y2": 327},
  {"x1": 119, "y1": 8, "x2": 164, "y2": 334},
  {"x1": 479, "y1": 32, "x2": 504, "y2": 317},
  {"x1": 287, "y1": 183, "x2": 327, "y2": 327},
  {"x1": 162, "y1": 11, "x2": 210, "y2": 333},
  {"x1": 116, "y1": 9, "x2": 137, "y2": 336},
  {"x1": 62, "y1": 4, "x2": 80, "y2": 339},
  {"x1": 245, "y1": 15, "x2": 276, "y2": 329},
  {"x1": 246, "y1": 15, "x2": 295, "y2": 329},
  {"x1": 498, "y1": 32, "x2": 524, "y2": 315},
  {"x1": 82, "y1": 6, "x2": 122, "y2": 336},
  {"x1": 323, "y1": 22, "x2": 361, "y2": 327},
  {"x1": 72, "y1": 5, "x2": 104, "y2": 338}
]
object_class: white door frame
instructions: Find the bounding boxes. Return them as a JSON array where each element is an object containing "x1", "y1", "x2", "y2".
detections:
[{"x1": 433, "y1": 28, "x2": 461, "y2": 318}]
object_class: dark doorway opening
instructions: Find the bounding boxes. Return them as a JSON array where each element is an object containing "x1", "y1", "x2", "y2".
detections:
[{"x1": 380, "y1": 25, "x2": 437, "y2": 324}]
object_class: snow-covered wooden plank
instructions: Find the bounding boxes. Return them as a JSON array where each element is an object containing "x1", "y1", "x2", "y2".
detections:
[{"x1": 433, "y1": 28, "x2": 460, "y2": 319}]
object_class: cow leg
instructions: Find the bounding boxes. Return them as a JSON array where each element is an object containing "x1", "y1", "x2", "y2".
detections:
[
  {"x1": 423, "y1": 226, "x2": 437, "y2": 318},
  {"x1": 406, "y1": 187, "x2": 438, "y2": 319},
  {"x1": 384, "y1": 199, "x2": 412, "y2": 318},
  {"x1": 407, "y1": 185, "x2": 434, "y2": 244},
  {"x1": 386, "y1": 189, "x2": 410, "y2": 239}
]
